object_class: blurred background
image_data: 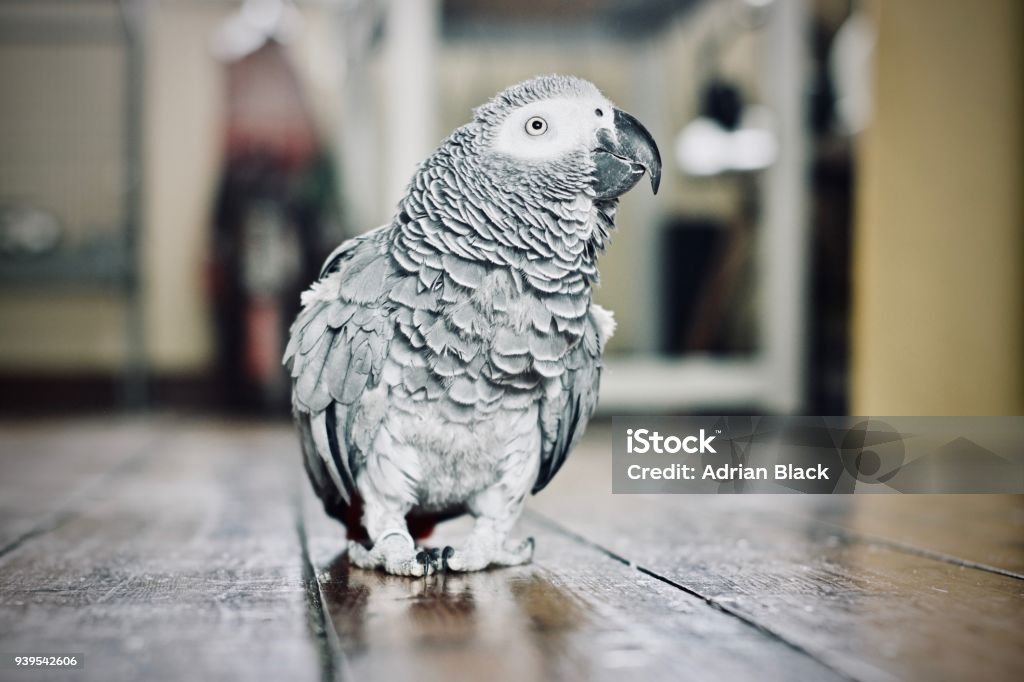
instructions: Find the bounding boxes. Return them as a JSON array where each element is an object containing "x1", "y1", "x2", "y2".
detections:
[{"x1": 0, "y1": 0, "x2": 1020, "y2": 418}]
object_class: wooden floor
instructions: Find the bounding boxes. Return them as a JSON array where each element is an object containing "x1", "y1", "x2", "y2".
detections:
[{"x1": 0, "y1": 417, "x2": 1022, "y2": 681}]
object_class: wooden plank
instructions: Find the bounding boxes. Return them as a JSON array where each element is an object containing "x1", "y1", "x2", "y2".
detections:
[
  {"x1": 0, "y1": 417, "x2": 167, "y2": 551},
  {"x1": 0, "y1": 421, "x2": 321, "y2": 682},
  {"x1": 826, "y1": 495, "x2": 1024, "y2": 577},
  {"x1": 531, "y1": 427, "x2": 1024, "y2": 682},
  {"x1": 299, "y1": 467, "x2": 845, "y2": 681},
  {"x1": 6, "y1": 418, "x2": 1019, "y2": 681}
]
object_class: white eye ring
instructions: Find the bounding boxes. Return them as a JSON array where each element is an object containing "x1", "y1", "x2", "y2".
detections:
[{"x1": 525, "y1": 116, "x2": 548, "y2": 136}]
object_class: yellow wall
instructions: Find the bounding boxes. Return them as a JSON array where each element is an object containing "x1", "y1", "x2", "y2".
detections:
[
  {"x1": 852, "y1": 0, "x2": 1024, "y2": 414},
  {"x1": 142, "y1": 3, "x2": 227, "y2": 373}
]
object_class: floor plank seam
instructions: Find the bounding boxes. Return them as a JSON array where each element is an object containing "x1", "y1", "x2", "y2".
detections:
[
  {"x1": 525, "y1": 509, "x2": 861, "y2": 682},
  {"x1": 0, "y1": 427, "x2": 173, "y2": 561},
  {"x1": 770, "y1": 510, "x2": 1024, "y2": 583},
  {"x1": 294, "y1": 493, "x2": 346, "y2": 682},
  {"x1": 852, "y1": 533, "x2": 1024, "y2": 582},
  {"x1": 0, "y1": 510, "x2": 75, "y2": 560}
]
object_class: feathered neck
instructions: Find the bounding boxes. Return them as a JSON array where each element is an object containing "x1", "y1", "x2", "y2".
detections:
[{"x1": 390, "y1": 125, "x2": 616, "y2": 294}]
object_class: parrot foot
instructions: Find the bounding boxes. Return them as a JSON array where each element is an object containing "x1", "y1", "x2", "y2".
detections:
[
  {"x1": 347, "y1": 534, "x2": 429, "y2": 577},
  {"x1": 440, "y1": 536, "x2": 535, "y2": 572},
  {"x1": 416, "y1": 547, "x2": 443, "y2": 575}
]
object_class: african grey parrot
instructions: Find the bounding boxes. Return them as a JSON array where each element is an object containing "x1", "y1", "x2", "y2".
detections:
[{"x1": 285, "y1": 75, "x2": 660, "y2": 575}]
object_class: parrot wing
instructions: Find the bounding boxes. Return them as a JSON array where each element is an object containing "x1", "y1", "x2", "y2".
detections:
[
  {"x1": 533, "y1": 304, "x2": 614, "y2": 494},
  {"x1": 283, "y1": 226, "x2": 396, "y2": 506}
]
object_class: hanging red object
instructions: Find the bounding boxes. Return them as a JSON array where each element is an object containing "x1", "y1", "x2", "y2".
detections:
[{"x1": 210, "y1": 39, "x2": 341, "y2": 412}]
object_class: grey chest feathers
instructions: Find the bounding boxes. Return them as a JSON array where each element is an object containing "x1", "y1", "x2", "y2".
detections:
[{"x1": 285, "y1": 222, "x2": 615, "y2": 510}]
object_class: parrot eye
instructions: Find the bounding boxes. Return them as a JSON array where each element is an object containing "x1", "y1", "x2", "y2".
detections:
[
  {"x1": 595, "y1": 108, "x2": 604, "y2": 117},
  {"x1": 525, "y1": 116, "x2": 548, "y2": 136}
]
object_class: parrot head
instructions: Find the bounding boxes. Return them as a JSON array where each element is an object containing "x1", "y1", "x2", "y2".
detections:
[{"x1": 468, "y1": 75, "x2": 662, "y2": 203}]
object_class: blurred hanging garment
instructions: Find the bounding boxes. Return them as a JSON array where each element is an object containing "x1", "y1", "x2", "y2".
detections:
[{"x1": 211, "y1": 39, "x2": 342, "y2": 413}]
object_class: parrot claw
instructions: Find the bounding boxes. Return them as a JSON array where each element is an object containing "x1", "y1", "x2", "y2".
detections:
[
  {"x1": 436, "y1": 537, "x2": 535, "y2": 572},
  {"x1": 347, "y1": 536, "x2": 429, "y2": 577},
  {"x1": 441, "y1": 546, "x2": 455, "y2": 573},
  {"x1": 415, "y1": 549, "x2": 433, "y2": 575},
  {"x1": 413, "y1": 547, "x2": 451, "y2": 576}
]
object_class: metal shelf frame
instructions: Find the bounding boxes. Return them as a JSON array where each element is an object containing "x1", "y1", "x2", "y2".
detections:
[{"x1": 0, "y1": 0, "x2": 147, "y2": 407}]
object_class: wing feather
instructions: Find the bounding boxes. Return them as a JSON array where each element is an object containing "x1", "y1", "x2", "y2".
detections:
[
  {"x1": 533, "y1": 305, "x2": 612, "y2": 493},
  {"x1": 284, "y1": 226, "x2": 397, "y2": 506}
]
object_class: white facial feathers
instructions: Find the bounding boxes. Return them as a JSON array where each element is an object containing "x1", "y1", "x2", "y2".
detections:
[{"x1": 490, "y1": 96, "x2": 616, "y2": 161}]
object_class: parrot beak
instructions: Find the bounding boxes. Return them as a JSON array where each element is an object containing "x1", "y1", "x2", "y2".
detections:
[{"x1": 592, "y1": 109, "x2": 662, "y2": 200}]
